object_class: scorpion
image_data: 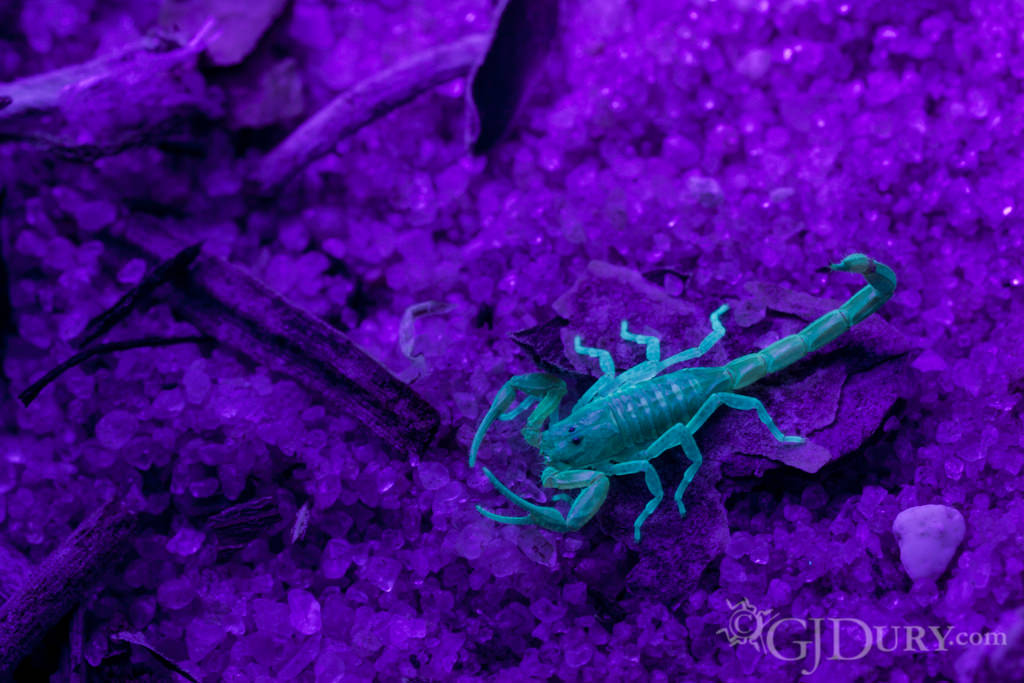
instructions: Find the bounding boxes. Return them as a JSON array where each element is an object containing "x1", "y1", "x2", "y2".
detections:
[{"x1": 468, "y1": 253, "x2": 897, "y2": 542}]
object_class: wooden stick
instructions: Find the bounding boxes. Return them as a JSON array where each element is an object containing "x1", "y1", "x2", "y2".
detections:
[
  {"x1": 250, "y1": 33, "x2": 488, "y2": 193},
  {"x1": 74, "y1": 243, "x2": 202, "y2": 349},
  {"x1": 101, "y1": 227, "x2": 440, "y2": 455},
  {"x1": 0, "y1": 499, "x2": 139, "y2": 677}
]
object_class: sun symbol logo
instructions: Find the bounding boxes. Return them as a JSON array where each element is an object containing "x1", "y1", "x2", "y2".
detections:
[{"x1": 717, "y1": 598, "x2": 777, "y2": 652}]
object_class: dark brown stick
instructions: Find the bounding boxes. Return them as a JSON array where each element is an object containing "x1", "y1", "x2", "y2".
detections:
[
  {"x1": 179, "y1": 253, "x2": 440, "y2": 453},
  {"x1": 250, "y1": 33, "x2": 488, "y2": 193},
  {"x1": 105, "y1": 224, "x2": 440, "y2": 455},
  {"x1": 0, "y1": 499, "x2": 139, "y2": 677},
  {"x1": 74, "y1": 243, "x2": 202, "y2": 349},
  {"x1": 18, "y1": 335, "x2": 212, "y2": 406}
]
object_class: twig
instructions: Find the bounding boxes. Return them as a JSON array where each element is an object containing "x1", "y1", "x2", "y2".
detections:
[
  {"x1": 0, "y1": 498, "x2": 139, "y2": 677},
  {"x1": 110, "y1": 631, "x2": 199, "y2": 683},
  {"x1": 74, "y1": 243, "x2": 202, "y2": 348},
  {"x1": 101, "y1": 223, "x2": 441, "y2": 455},
  {"x1": 250, "y1": 33, "x2": 488, "y2": 193},
  {"x1": 18, "y1": 335, "x2": 212, "y2": 406}
]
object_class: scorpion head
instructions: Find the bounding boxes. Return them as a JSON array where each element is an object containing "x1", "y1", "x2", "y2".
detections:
[{"x1": 538, "y1": 405, "x2": 621, "y2": 468}]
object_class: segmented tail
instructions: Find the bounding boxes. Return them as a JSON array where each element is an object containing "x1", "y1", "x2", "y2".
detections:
[{"x1": 724, "y1": 253, "x2": 897, "y2": 390}]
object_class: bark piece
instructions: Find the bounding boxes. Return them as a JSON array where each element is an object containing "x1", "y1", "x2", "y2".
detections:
[
  {"x1": 466, "y1": 0, "x2": 560, "y2": 154},
  {"x1": 204, "y1": 496, "x2": 284, "y2": 552}
]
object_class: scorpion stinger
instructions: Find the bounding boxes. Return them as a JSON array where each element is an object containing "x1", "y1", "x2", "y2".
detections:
[{"x1": 469, "y1": 253, "x2": 897, "y2": 542}]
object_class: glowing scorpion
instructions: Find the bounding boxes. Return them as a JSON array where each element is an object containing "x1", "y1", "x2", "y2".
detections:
[{"x1": 468, "y1": 254, "x2": 896, "y2": 542}]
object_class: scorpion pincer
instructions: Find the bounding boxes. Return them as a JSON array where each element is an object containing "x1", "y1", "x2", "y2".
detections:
[{"x1": 468, "y1": 254, "x2": 897, "y2": 542}]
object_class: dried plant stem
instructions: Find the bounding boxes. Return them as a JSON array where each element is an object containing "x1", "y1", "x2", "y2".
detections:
[
  {"x1": 18, "y1": 335, "x2": 212, "y2": 406},
  {"x1": 74, "y1": 243, "x2": 202, "y2": 348},
  {"x1": 0, "y1": 499, "x2": 139, "y2": 677},
  {"x1": 102, "y1": 226, "x2": 440, "y2": 455},
  {"x1": 251, "y1": 33, "x2": 488, "y2": 193}
]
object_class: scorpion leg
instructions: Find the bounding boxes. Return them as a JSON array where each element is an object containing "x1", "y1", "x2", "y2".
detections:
[
  {"x1": 476, "y1": 466, "x2": 610, "y2": 532},
  {"x1": 570, "y1": 335, "x2": 620, "y2": 411},
  {"x1": 612, "y1": 305, "x2": 730, "y2": 389},
  {"x1": 620, "y1": 321, "x2": 661, "y2": 361},
  {"x1": 574, "y1": 335, "x2": 616, "y2": 376},
  {"x1": 603, "y1": 461, "x2": 665, "y2": 542},
  {"x1": 636, "y1": 424, "x2": 705, "y2": 517},
  {"x1": 606, "y1": 322, "x2": 664, "y2": 391},
  {"x1": 688, "y1": 392, "x2": 805, "y2": 444},
  {"x1": 657, "y1": 304, "x2": 729, "y2": 371},
  {"x1": 469, "y1": 373, "x2": 567, "y2": 467}
]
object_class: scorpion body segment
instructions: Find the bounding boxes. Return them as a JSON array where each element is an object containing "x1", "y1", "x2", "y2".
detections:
[{"x1": 469, "y1": 254, "x2": 897, "y2": 541}]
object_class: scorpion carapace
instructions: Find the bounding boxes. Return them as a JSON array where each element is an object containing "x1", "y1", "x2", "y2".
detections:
[{"x1": 468, "y1": 253, "x2": 897, "y2": 541}]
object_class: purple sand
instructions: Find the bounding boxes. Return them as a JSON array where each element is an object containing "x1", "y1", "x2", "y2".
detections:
[{"x1": 1, "y1": 0, "x2": 1023, "y2": 681}]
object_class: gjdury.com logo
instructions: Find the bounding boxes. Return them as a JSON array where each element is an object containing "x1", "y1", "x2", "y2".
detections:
[{"x1": 719, "y1": 598, "x2": 1008, "y2": 675}]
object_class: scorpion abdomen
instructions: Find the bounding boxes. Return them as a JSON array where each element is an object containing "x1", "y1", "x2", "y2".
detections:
[{"x1": 608, "y1": 368, "x2": 733, "y2": 447}]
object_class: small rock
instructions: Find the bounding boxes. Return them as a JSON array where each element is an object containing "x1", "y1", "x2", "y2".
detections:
[
  {"x1": 185, "y1": 617, "x2": 226, "y2": 662},
  {"x1": 159, "y1": 0, "x2": 289, "y2": 67},
  {"x1": 166, "y1": 527, "x2": 205, "y2": 556},
  {"x1": 183, "y1": 360, "x2": 211, "y2": 404},
  {"x1": 95, "y1": 410, "x2": 139, "y2": 450},
  {"x1": 288, "y1": 588, "x2": 322, "y2": 635},
  {"x1": 892, "y1": 504, "x2": 965, "y2": 581}
]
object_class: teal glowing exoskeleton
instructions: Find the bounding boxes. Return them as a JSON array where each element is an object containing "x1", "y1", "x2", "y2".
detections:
[{"x1": 468, "y1": 254, "x2": 897, "y2": 542}]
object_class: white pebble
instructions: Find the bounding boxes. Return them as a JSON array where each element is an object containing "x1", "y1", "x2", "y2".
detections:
[{"x1": 892, "y1": 504, "x2": 965, "y2": 581}]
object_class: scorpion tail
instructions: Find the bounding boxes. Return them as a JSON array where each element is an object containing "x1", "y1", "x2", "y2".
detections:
[{"x1": 724, "y1": 253, "x2": 897, "y2": 390}]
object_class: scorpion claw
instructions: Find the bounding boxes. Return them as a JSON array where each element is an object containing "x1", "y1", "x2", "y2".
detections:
[
  {"x1": 475, "y1": 505, "x2": 532, "y2": 525},
  {"x1": 481, "y1": 467, "x2": 547, "y2": 515},
  {"x1": 480, "y1": 467, "x2": 570, "y2": 532}
]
